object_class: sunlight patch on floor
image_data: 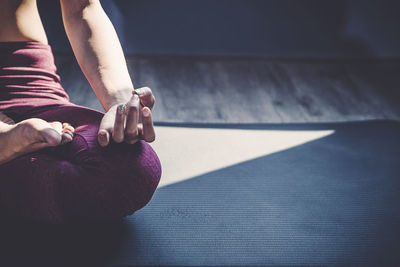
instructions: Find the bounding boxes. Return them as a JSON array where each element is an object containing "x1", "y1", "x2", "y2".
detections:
[{"x1": 150, "y1": 126, "x2": 334, "y2": 187}]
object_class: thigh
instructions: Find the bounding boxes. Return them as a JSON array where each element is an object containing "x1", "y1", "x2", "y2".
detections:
[
  {"x1": 41, "y1": 104, "x2": 162, "y2": 221},
  {"x1": 0, "y1": 103, "x2": 161, "y2": 223},
  {"x1": 0, "y1": 151, "x2": 68, "y2": 223}
]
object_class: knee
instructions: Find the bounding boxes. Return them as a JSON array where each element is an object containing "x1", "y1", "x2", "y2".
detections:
[
  {"x1": 59, "y1": 140, "x2": 162, "y2": 222},
  {"x1": 116, "y1": 140, "x2": 162, "y2": 213}
]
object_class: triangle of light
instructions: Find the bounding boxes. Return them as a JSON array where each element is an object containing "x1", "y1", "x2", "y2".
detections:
[{"x1": 150, "y1": 126, "x2": 334, "y2": 187}]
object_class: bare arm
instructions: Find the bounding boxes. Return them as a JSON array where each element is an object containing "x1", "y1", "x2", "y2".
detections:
[
  {"x1": 60, "y1": 0, "x2": 133, "y2": 112},
  {"x1": 60, "y1": 0, "x2": 156, "y2": 146}
]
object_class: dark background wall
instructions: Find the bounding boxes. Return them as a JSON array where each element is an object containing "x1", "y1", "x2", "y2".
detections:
[{"x1": 38, "y1": 0, "x2": 400, "y2": 58}]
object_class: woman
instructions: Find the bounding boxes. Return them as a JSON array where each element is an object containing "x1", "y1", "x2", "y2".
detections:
[{"x1": 0, "y1": 0, "x2": 161, "y2": 224}]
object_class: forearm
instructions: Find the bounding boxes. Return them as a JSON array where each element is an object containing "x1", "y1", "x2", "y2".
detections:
[{"x1": 60, "y1": 1, "x2": 133, "y2": 112}]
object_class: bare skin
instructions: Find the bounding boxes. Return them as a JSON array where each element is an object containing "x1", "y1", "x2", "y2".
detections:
[
  {"x1": 0, "y1": 112, "x2": 75, "y2": 164},
  {"x1": 59, "y1": 0, "x2": 156, "y2": 146},
  {"x1": 0, "y1": 0, "x2": 48, "y2": 43},
  {"x1": 0, "y1": 0, "x2": 76, "y2": 164},
  {"x1": 0, "y1": 0, "x2": 157, "y2": 165}
]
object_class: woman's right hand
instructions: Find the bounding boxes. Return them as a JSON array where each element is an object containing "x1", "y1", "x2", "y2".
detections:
[
  {"x1": 14, "y1": 118, "x2": 75, "y2": 149},
  {"x1": 0, "y1": 116, "x2": 75, "y2": 164},
  {"x1": 97, "y1": 87, "x2": 156, "y2": 147}
]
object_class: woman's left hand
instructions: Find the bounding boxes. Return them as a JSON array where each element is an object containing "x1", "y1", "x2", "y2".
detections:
[{"x1": 97, "y1": 87, "x2": 156, "y2": 147}]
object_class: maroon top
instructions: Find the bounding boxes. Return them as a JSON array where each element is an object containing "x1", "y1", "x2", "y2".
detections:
[{"x1": 0, "y1": 41, "x2": 70, "y2": 117}]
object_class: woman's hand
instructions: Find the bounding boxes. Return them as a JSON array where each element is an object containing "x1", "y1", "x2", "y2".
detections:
[
  {"x1": 97, "y1": 87, "x2": 156, "y2": 147},
  {"x1": 0, "y1": 112, "x2": 75, "y2": 147},
  {"x1": 0, "y1": 115, "x2": 75, "y2": 165}
]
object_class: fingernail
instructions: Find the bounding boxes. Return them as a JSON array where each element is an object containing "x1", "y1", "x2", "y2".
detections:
[
  {"x1": 143, "y1": 109, "x2": 150, "y2": 117},
  {"x1": 117, "y1": 104, "x2": 125, "y2": 115},
  {"x1": 99, "y1": 131, "x2": 107, "y2": 138},
  {"x1": 63, "y1": 123, "x2": 75, "y2": 131},
  {"x1": 64, "y1": 130, "x2": 74, "y2": 137},
  {"x1": 134, "y1": 88, "x2": 143, "y2": 96},
  {"x1": 132, "y1": 94, "x2": 139, "y2": 101},
  {"x1": 98, "y1": 132, "x2": 107, "y2": 144}
]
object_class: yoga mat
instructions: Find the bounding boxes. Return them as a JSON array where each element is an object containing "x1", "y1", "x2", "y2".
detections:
[{"x1": 0, "y1": 120, "x2": 399, "y2": 266}]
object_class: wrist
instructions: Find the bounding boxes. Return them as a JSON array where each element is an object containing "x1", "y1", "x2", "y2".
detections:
[{"x1": 102, "y1": 88, "x2": 134, "y2": 112}]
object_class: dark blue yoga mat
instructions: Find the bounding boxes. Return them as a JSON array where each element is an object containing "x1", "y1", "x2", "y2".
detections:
[{"x1": 0, "y1": 120, "x2": 399, "y2": 266}]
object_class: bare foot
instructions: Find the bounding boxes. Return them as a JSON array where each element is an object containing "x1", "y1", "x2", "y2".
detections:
[{"x1": 0, "y1": 113, "x2": 75, "y2": 164}]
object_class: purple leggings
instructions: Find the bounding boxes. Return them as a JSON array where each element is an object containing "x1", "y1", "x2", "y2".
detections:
[{"x1": 0, "y1": 42, "x2": 162, "y2": 224}]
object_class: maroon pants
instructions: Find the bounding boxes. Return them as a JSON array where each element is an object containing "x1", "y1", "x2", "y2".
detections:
[{"x1": 0, "y1": 42, "x2": 162, "y2": 224}]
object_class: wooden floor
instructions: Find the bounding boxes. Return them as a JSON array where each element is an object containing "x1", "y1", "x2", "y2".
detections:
[{"x1": 54, "y1": 55, "x2": 400, "y2": 123}]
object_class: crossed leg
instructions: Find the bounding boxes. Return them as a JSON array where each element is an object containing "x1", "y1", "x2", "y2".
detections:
[{"x1": 0, "y1": 104, "x2": 162, "y2": 224}]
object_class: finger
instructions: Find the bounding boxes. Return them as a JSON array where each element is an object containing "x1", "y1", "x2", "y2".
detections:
[
  {"x1": 98, "y1": 112, "x2": 114, "y2": 147},
  {"x1": 141, "y1": 107, "x2": 155, "y2": 142},
  {"x1": 40, "y1": 127, "x2": 63, "y2": 146},
  {"x1": 133, "y1": 87, "x2": 155, "y2": 109},
  {"x1": 62, "y1": 123, "x2": 75, "y2": 133},
  {"x1": 49, "y1": 121, "x2": 63, "y2": 135},
  {"x1": 125, "y1": 94, "x2": 140, "y2": 144},
  {"x1": 124, "y1": 122, "x2": 142, "y2": 145},
  {"x1": 138, "y1": 124, "x2": 144, "y2": 138},
  {"x1": 112, "y1": 104, "x2": 126, "y2": 143},
  {"x1": 62, "y1": 130, "x2": 74, "y2": 139},
  {"x1": 61, "y1": 130, "x2": 74, "y2": 144},
  {"x1": 3, "y1": 118, "x2": 15, "y2": 124},
  {"x1": 62, "y1": 125, "x2": 75, "y2": 133},
  {"x1": 0, "y1": 112, "x2": 15, "y2": 125},
  {"x1": 98, "y1": 130, "x2": 110, "y2": 147}
]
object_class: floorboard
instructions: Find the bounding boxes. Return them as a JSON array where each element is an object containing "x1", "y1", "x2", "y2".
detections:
[{"x1": 54, "y1": 55, "x2": 400, "y2": 123}]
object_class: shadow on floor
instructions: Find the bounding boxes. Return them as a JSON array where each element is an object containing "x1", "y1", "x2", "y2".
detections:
[
  {"x1": 0, "y1": 215, "x2": 133, "y2": 266},
  {"x1": 0, "y1": 120, "x2": 399, "y2": 266}
]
